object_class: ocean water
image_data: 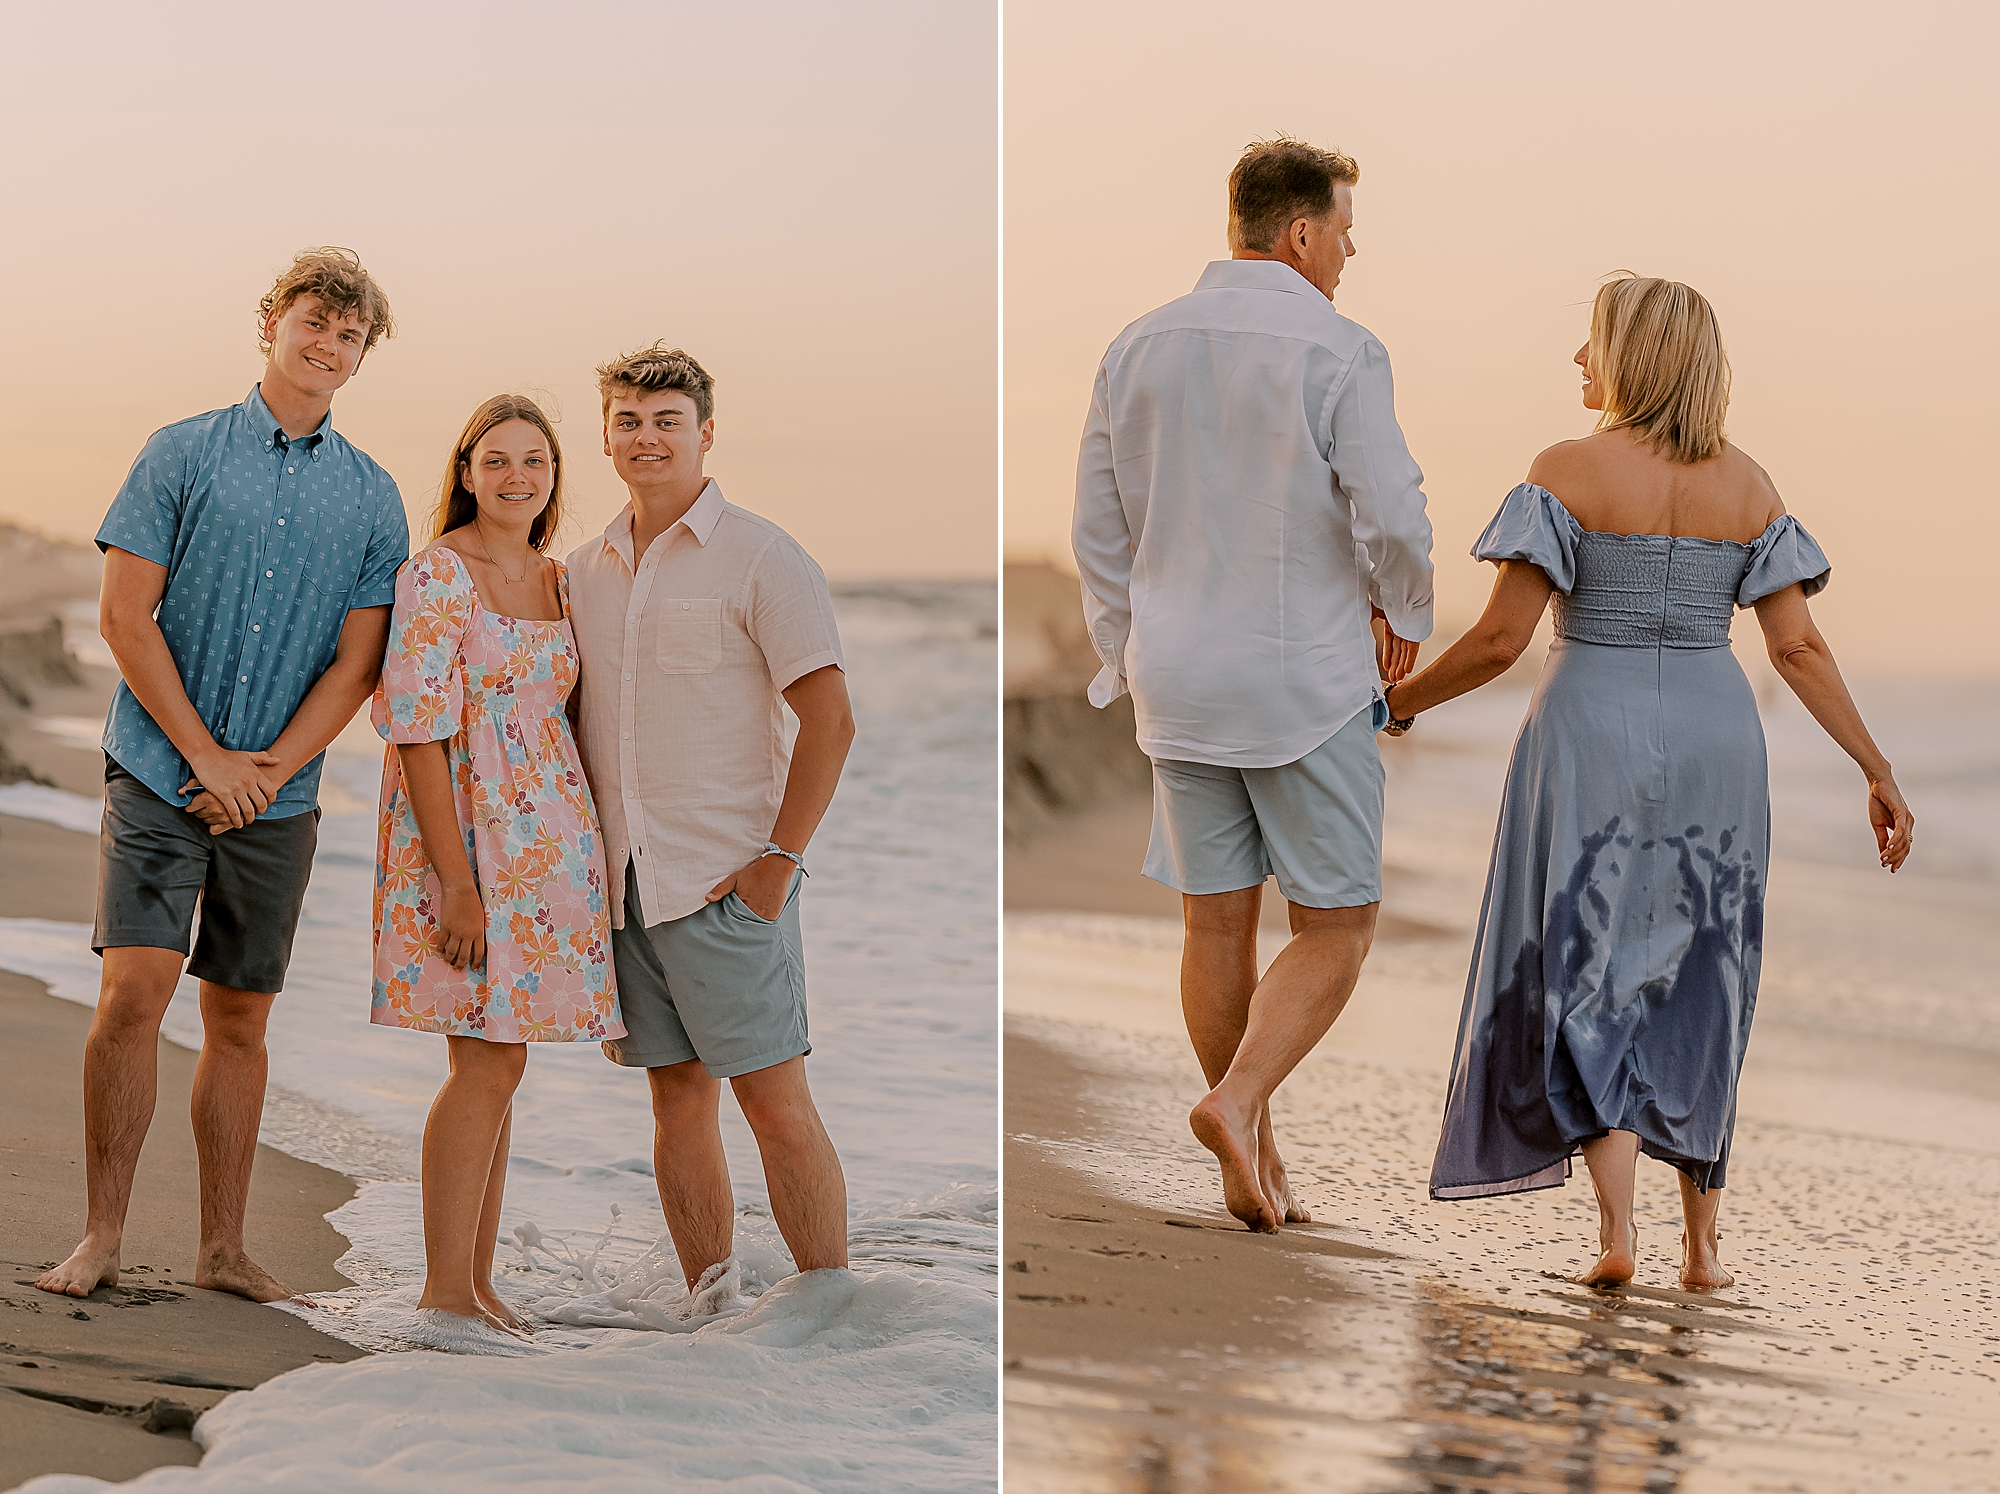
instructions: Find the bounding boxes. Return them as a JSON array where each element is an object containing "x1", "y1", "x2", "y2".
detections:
[{"x1": 3, "y1": 581, "x2": 999, "y2": 1493}]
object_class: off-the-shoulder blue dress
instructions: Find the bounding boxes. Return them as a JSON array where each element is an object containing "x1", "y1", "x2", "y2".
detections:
[{"x1": 1429, "y1": 483, "x2": 1831, "y2": 1200}]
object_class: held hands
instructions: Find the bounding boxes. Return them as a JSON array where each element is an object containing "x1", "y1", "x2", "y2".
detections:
[
  {"x1": 1868, "y1": 776, "x2": 1915, "y2": 873},
  {"x1": 1371, "y1": 605, "x2": 1417, "y2": 684},
  {"x1": 181, "y1": 749, "x2": 286, "y2": 834},
  {"x1": 434, "y1": 882, "x2": 488, "y2": 971},
  {"x1": 707, "y1": 852, "x2": 795, "y2": 922}
]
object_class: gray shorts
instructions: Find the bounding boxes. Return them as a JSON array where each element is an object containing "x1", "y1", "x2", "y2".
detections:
[
  {"x1": 94, "y1": 758, "x2": 320, "y2": 995},
  {"x1": 603, "y1": 862, "x2": 810, "y2": 1077},
  {"x1": 1143, "y1": 700, "x2": 1387, "y2": 909}
]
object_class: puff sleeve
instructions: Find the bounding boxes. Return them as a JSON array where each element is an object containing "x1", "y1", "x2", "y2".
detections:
[
  {"x1": 372, "y1": 549, "x2": 474, "y2": 744},
  {"x1": 1472, "y1": 483, "x2": 1581, "y2": 594},
  {"x1": 1737, "y1": 515, "x2": 1831, "y2": 606}
]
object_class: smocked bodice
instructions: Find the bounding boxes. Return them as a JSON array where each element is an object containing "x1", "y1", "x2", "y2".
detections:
[
  {"x1": 1474, "y1": 483, "x2": 1831, "y2": 651},
  {"x1": 1557, "y1": 533, "x2": 1747, "y2": 648}
]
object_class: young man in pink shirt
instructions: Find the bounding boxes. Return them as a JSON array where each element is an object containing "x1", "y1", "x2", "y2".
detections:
[{"x1": 567, "y1": 344, "x2": 855, "y2": 1295}]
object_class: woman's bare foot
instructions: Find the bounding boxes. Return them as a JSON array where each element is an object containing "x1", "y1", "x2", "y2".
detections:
[
  {"x1": 476, "y1": 1285, "x2": 535, "y2": 1335},
  {"x1": 1189, "y1": 1093, "x2": 1279, "y2": 1233},
  {"x1": 1572, "y1": 1224, "x2": 1637, "y2": 1289},
  {"x1": 35, "y1": 1237, "x2": 120, "y2": 1299},
  {"x1": 195, "y1": 1248, "x2": 306, "y2": 1305},
  {"x1": 1679, "y1": 1230, "x2": 1734, "y2": 1292}
]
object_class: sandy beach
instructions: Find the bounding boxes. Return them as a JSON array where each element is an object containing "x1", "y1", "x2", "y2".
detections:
[
  {"x1": 0, "y1": 576, "x2": 369, "y2": 1491},
  {"x1": 1003, "y1": 609, "x2": 2000, "y2": 1492},
  {"x1": 0, "y1": 573, "x2": 1000, "y2": 1493}
]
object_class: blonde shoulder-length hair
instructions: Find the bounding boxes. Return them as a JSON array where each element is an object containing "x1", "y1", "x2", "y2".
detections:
[{"x1": 1588, "y1": 274, "x2": 1731, "y2": 465}]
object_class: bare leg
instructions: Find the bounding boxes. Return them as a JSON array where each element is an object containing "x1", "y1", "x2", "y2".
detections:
[
  {"x1": 1575, "y1": 1130, "x2": 1640, "y2": 1287},
  {"x1": 471, "y1": 1106, "x2": 532, "y2": 1332},
  {"x1": 1188, "y1": 899, "x2": 1378, "y2": 1232},
  {"x1": 1178, "y1": 888, "x2": 1316, "y2": 1224},
  {"x1": 417, "y1": 1036, "x2": 527, "y2": 1329},
  {"x1": 1677, "y1": 1174, "x2": 1734, "y2": 1291},
  {"x1": 36, "y1": 948, "x2": 183, "y2": 1298},
  {"x1": 191, "y1": 982, "x2": 297, "y2": 1303},
  {"x1": 731, "y1": 1057, "x2": 847, "y2": 1273},
  {"x1": 647, "y1": 1061, "x2": 734, "y2": 1291}
]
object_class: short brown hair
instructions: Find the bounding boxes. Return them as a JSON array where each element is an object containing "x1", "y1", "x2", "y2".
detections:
[
  {"x1": 1228, "y1": 138, "x2": 1359, "y2": 254},
  {"x1": 1588, "y1": 275, "x2": 1731, "y2": 465},
  {"x1": 596, "y1": 342, "x2": 714, "y2": 424},
  {"x1": 258, "y1": 247, "x2": 395, "y2": 353},
  {"x1": 429, "y1": 394, "x2": 566, "y2": 553}
]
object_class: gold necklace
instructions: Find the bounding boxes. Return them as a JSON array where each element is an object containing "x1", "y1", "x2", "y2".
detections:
[{"x1": 472, "y1": 516, "x2": 534, "y2": 585}]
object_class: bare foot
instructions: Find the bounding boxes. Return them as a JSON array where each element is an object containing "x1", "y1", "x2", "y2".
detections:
[
  {"x1": 1571, "y1": 1225, "x2": 1636, "y2": 1289},
  {"x1": 1679, "y1": 1231, "x2": 1734, "y2": 1292},
  {"x1": 35, "y1": 1238, "x2": 120, "y2": 1298},
  {"x1": 476, "y1": 1286, "x2": 535, "y2": 1336},
  {"x1": 195, "y1": 1249, "x2": 306, "y2": 1305},
  {"x1": 1189, "y1": 1093, "x2": 1279, "y2": 1233},
  {"x1": 1261, "y1": 1159, "x2": 1312, "y2": 1223}
]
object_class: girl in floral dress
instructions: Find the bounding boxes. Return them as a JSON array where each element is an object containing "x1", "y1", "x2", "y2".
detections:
[{"x1": 371, "y1": 394, "x2": 621, "y2": 1349}]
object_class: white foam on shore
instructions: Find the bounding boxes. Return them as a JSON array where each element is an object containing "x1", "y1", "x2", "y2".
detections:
[
  {"x1": 0, "y1": 782, "x2": 103, "y2": 835},
  {"x1": 21, "y1": 1268, "x2": 996, "y2": 1494},
  {"x1": 3, "y1": 583, "x2": 999, "y2": 1494}
]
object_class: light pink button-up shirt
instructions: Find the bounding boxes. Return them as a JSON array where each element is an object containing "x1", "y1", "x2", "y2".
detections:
[{"x1": 567, "y1": 480, "x2": 844, "y2": 929}]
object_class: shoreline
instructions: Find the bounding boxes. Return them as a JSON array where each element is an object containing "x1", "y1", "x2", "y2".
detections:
[
  {"x1": 0, "y1": 633, "x2": 369, "y2": 1492},
  {"x1": 1003, "y1": 779, "x2": 2000, "y2": 1492}
]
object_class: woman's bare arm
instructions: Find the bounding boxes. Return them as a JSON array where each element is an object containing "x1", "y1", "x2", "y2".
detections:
[
  {"x1": 1382, "y1": 561, "x2": 1555, "y2": 720},
  {"x1": 1751, "y1": 585, "x2": 1914, "y2": 871},
  {"x1": 396, "y1": 740, "x2": 486, "y2": 968}
]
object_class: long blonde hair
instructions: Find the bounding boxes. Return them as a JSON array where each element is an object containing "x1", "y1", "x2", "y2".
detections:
[
  {"x1": 429, "y1": 394, "x2": 565, "y2": 551},
  {"x1": 1588, "y1": 274, "x2": 1731, "y2": 465}
]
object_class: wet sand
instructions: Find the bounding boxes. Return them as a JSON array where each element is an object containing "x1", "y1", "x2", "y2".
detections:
[
  {"x1": 1004, "y1": 776, "x2": 2000, "y2": 1493},
  {"x1": 0, "y1": 632, "x2": 368, "y2": 1491}
]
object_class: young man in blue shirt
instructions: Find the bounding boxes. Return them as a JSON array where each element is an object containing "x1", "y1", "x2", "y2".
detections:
[{"x1": 37, "y1": 248, "x2": 410, "y2": 1303}]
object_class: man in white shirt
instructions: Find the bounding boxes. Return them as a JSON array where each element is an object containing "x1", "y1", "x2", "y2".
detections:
[
  {"x1": 1073, "y1": 138, "x2": 1435, "y2": 1232},
  {"x1": 567, "y1": 343, "x2": 855, "y2": 1297}
]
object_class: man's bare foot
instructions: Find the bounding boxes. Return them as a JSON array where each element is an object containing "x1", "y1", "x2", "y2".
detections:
[
  {"x1": 195, "y1": 1248, "x2": 305, "y2": 1305},
  {"x1": 1571, "y1": 1225, "x2": 1636, "y2": 1289},
  {"x1": 1679, "y1": 1231, "x2": 1734, "y2": 1291},
  {"x1": 476, "y1": 1285, "x2": 534, "y2": 1335},
  {"x1": 35, "y1": 1238, "x2": 120, "y2": 1298},
  {"x1": 1260, "y1": 1160, "x2": 1312, "y2": 1223},
  {"x1": 1189, "y1": 1093, "x2": 1279, "y2": 1233}
]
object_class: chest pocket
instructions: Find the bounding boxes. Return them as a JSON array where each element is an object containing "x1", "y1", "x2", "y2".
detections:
[
  {"x1": 299, "y1": 496, "x2": 370, "y2": 596},
  {"x1": 654, "y1": 597, "x2": 723, "y2": 674}
]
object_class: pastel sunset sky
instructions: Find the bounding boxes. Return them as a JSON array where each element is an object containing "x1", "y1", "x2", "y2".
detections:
[
  {"x1": 1004, "y1": 0, "x2": 1997, "y2": 672},
  {"x1": 0, "y1": 1, "x2": 996, "y2": 579}
]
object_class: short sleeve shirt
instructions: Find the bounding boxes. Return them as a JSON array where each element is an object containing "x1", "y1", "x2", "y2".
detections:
[
  {"x1": 566, "y1": 480, "x2": 844, "y2": 927},
  {"x1": 95, "y1": 386, "x2": 409, "y2": 817}
]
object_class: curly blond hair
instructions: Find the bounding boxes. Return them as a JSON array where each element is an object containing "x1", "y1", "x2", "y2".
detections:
[{"x1": 257, "y1": 247, "x2": 395, "y2": 354}]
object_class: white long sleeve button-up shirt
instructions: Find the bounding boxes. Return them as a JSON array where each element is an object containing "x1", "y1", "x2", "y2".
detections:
[{"x1": 1072, "y1": 259, "x2": 1436, "y2": 768}]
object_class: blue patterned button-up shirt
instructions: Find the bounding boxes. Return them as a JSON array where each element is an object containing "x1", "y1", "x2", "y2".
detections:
[{"x1": 95, "y1": 386, "x2": 409, "y2": 817}]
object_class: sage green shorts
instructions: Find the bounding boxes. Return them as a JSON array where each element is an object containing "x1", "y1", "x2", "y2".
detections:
[
  {"x1": 602, "y1": 863, "x2": 810, "y2": 1078},
  {"x1": 1142, "y1": 699, "x2": 1387, "y2": 909}
]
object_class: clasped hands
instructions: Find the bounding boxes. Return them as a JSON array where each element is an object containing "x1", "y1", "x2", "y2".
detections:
[
  {"x1": 180, "y1": 747, "x2": 287, "y2": 834},
  {"x1": 1371, "y1": 605, "x2": 1416, "y2": 685}
]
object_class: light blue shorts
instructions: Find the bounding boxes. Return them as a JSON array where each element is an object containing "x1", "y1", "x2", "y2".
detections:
[
  {"x1": 603, "y1": 863, "x2": 810, "y2": 1078},
  {"x1": 1143, "y1": 700, "x2": 1386, "y2": 909}
]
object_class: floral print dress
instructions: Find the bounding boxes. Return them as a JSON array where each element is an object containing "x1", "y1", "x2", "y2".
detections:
[{"x1": 370, "y1": 546, "x2": 622, "y2": 1043}]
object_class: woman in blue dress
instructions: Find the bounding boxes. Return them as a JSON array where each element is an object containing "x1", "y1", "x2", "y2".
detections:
[{"x1": 1378, "y1": 276, "x2": 1914, "y2": 1291}]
